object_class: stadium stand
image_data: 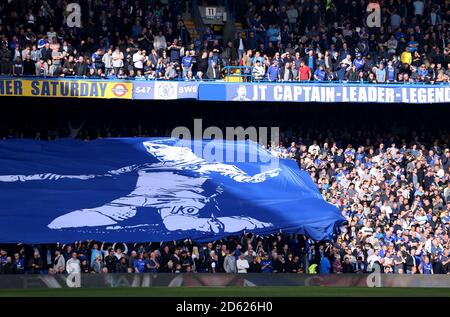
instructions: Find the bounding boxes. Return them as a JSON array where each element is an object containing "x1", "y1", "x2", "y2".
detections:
[
  {"x1": 0, "y1": 0, "x2": 449, "y2": 82},
  {"x1": 0, "y1": 0, "x2": 449, "y2": 277},
  {"x1": 0, "y1": 101, "x2": 449, "y2": 275}
]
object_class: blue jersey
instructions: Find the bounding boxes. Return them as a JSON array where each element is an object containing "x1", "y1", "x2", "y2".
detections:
[
  {"x1": 356, "y1": 152, "x2": 365, "y2": 163},
  {"x1": 260, "y1": 259, "x2": 272, "y2": 272},
  {"x1": 91, "y1": 52, "x2": 100, "y2": 62},
  {"x1": 353, "y1": 58, "x2": 365, "y2": 71},
  {"x1": 14, "y1": 258, "x2": 25, "y2": 271},
  {"x1": 314, "y1": 69, "x2": 326, "y2": 81},
  {"x1": 182, "y1": 56, "x2": 193, "y2": 68},
  {"x1": 387, "y1": 65, "x2": 396, "y2": 81},
  {"x1": 319, "y1": 257, "x2": 331, "y2": 274},
  {"x1": 421, "y1": 262, "x2": 432, "y2": 274},
  {"x1": 418, "y1": 68, "x2": 428, "y2": 77},
  {"x1": 134, "y1": 258, "x2": 146, "y2": 273},
  {"x1": 267, "y1": 65, "x2": 279, "y2": 81}
]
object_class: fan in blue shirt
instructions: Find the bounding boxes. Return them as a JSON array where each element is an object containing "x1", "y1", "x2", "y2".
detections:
[
  {"x1": 319, "y1": 256, "x2": 331, "y2": 274},
  {"x1": 14, "y1": 255, "x2": 25, "y2": 273},
  {"x1": 267, "y1": 62, "x2": 280, "y2": 81},
  {"x1": 134, "y1": 256, "x2": 146, "y2": 273},
  {"x1": 260, "y1": 255, "x2": 272, "y2": 272},
  {"x1": 386, "y1": 63, "x2": 396, "y2": 81},
  {"x1": 314, "y1": 66, "x2": 326, "y2": 81},
  {"x1": 419, "y1": 257, "x2": 433, "y2": 274},
  {"x1": 353, "y1": 53, "x2": 365, "y2": 71},
  {"x1": 182, "y1": 55, "x2": 193, "y2": 69}
]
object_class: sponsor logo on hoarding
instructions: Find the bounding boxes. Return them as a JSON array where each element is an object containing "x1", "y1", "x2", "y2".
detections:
[{"x1": 111, "y1": 83, "x2": 129, "y2": 97}]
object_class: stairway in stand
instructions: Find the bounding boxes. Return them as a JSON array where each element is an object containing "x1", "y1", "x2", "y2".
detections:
[
  {"x1": 183, "y1": 19, "x2": 199, "y2": 43},
  {"x1": 234, "y1": 22, "x2": 244, "y2": 38}
]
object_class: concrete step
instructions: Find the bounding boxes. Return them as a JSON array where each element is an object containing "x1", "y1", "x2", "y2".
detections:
[
  {"x1": 234, "y1": 22, "x2": 244, "y2": 36},
  {"x1": 183, "y1": 19, "x2": 201, "y2": 40}
]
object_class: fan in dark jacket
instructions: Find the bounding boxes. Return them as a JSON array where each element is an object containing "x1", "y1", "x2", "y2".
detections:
[
  {"x1": 74, "y1": 56, "x2": 88, "y2": 76},
  {"x1": 115, "y1": 257, "x2": 129, "y2": 273},
  {"x1": 285, "y1": 254, "x2": 301, "y2": 273},
  {"x1": 248, "y1": 258, "x2": 262, "y2": 273},
  {"x1": 22, "y1": 55, "x2": 37, "y2": 75},
  {"x1": 206, "y1": 61, "x2": 219, "y2": 80},
  {"x1": 27, "y1": 252, "x2": 43, "y2": 274},
  {"x1": 278, "y1": 62, "x2": 294, "y2": 81},
  {"x1": 104, "y1": 249, "x2": 117, "y2": 273},
  {"x1": 3, "y1": 257, "x2": 18, "y2": 274},
  {"x1": 342, "y1": 258, "x2": 355, "y2": 273}
]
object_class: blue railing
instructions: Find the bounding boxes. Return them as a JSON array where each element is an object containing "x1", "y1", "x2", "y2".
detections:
[{"x1": 222, "y1": 66, "x2": 254, "y2": 80}]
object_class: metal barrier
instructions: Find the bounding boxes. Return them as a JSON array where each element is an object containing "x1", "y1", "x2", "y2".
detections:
[
  {"x1": 222, "y1": 66, "x2": 254, "y2": 82},
  {"x1": 0, "y1": 75, "x2": 216, "y2": 82},
  {"x1": 1, "y1": 74, "x2": 449, "y2": 85}
]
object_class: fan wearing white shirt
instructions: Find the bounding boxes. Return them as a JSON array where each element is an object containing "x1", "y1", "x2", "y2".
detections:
[
  {"x1": 308, "y1": 141, "x2": 320, "y2": 154},
  {"x1": 133, "y1": 49, "x2": 146, "y2": 71},
  {"x1": 112, "y1": 47, "x2": 124, "y2": 73},
  {"x1": 380, "y1": 200, "x2": 393, "y2": 219},
  {"x1": 367, "y1": 249, "x2": 381, "y2": 268},
  {"x1": 236, "y1": 254, "x2": 249, "y2": 273},
  {"x1": 66, "y1": 252, "x2": 81, "y2": 274}
]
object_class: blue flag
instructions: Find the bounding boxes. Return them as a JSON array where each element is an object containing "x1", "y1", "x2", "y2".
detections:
[{"x1": 0, "y1": 138, "x2": 345, "y2": 243}]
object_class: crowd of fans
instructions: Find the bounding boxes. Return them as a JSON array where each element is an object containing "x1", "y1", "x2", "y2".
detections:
[
  {"x1": 0, "y1": 0, "x2": 450, "y2": 82},
  {"x1": 0, "y1": 0, "x2": 450, "y2": 276},
  {"x1": 268, "y1": 137, "x2": 450, "y2": 274},
  {"x1": 1, "y1": 119, "x2": 449, "y2": 275}
]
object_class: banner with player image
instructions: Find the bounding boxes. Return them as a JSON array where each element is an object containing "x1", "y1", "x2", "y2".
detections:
[
  {"x1": 198, "y1": 82, "x2": 450, "y2": 104},
  {"x1": 0, "y1": 138, "x2": 344, "y2": 243}
]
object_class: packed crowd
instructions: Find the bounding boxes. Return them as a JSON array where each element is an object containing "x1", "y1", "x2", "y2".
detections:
[
  {"x1": 268, "y1": 137, "x2": 450, "y2": 274},
  {"x1": 1, "y1": 122, "x2": 449, "y2": 275},
  {"x1": 236, "y1": 0, "x2": 450, "y2": 83},
  {"x1": 0, "y1": 1, "x2": 450, "y2": 83}
]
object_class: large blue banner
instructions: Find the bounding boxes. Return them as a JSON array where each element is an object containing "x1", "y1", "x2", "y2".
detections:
[
  {"x1": 0, "y1": 138, "x2": 344, "y2": 243},
  {"x1": 198, "y1": 82, "x2": 450, "y2": 103}
]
